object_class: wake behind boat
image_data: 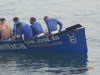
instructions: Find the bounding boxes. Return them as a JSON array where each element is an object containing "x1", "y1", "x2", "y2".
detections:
[{"x1": 0, "y1": 24, "x2": 88, "y2": 53}]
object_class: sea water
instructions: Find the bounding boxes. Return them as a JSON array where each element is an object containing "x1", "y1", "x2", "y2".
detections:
[{"x1": 0, "y1": 0, "x2": 100, "y2": 75}]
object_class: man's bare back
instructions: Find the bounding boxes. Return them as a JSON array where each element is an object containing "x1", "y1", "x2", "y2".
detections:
[
  {"x1": 0, "y1": 18, "x2": 12, "y2": 39},
  {"x1": 6, "y1": 25, "x2": 12, "y2": 38},
  {"x1": 0, "y1": 25, "x2": 8, "y2": 39}
]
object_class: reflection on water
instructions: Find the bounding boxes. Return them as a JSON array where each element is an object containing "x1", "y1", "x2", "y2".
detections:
[{"x1": 0, "y1": 52, "x2": 88, "y2": 75}]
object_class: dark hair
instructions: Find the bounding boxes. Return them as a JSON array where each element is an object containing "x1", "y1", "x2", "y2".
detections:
[
  {"x1": 16, "y1": 23, "x2": 22, "y2": 29},
  {"x1": 0, "y1": 18, "x2": 1, "y2": 21},
  {"x1": 13, "y1": 17, "x2": 19, "y2": 22},
  {"x1": 1, "y1": 18, "x2": 6, "y2": 21},
  {"x1": 30, "y1": 17, "x2": 36, "y2": 22},
  {"x1": 44, "y1": 16, "x2": 49, "y2": 21}
]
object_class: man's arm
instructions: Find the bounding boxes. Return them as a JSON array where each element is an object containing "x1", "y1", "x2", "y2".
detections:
[
  {"x1": 30, "y1": 25, "x2": 35, "y2": 37},
  {"x1": 46, "y1": 21, "x2": 51, "y2": 34},
  {"x1": 19, "y1": 28, "x2": 23, "y2": 40},
  {"x1": 13, "y1": 24, "x2": 16, "y2": 34},
  {"x1": 0, "y1": 26, "x2": 3, "y2": 32},
  {"x1": 9, "y1": 26, "x2": 12, "y2": 37},
  {"x1": 56, "y1": 19, "x2": 63, "y2": 32}
]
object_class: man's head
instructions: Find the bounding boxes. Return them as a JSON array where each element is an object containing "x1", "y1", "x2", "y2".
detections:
[
  {"x1": 13, "y1": 17, "x2": 19, "y2": 23},
  {"x1": 1, "y1": 18, "x2": 6, "y2": 25},
  {"x1": 44, "y1": 16, "x2": 49, "y2": 22},
  {"x1": 16, "y1": 23, "x2": 22, "y2": 29},
  {"x1": 30, "y1": 17, "x2": 36, "y2": 24}
]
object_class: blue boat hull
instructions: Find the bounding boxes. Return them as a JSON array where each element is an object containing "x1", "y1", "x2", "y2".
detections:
[{"x1": 0, "y1": 24, "x2": 88, "y2": 53}]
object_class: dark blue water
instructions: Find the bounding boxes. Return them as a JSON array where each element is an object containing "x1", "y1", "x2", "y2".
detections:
[{"x1": 0, "y1": 52, "x2": 88, "y2": 75}]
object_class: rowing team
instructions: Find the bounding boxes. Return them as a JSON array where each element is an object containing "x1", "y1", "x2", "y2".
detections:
[{"x1": 0, "y1": 16, "x2": 63, "y2": 42}]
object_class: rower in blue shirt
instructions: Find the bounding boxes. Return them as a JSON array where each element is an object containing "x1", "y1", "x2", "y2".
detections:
[
  {"x1": 44, "y1": 16, "x2": 63, "y2": 34},
  {"x1": 16, "y1": 23, "x2": 33, "y2": 40},
  {"x1": 13, "y1": 17, "x2": 25, "y2": 35},
  {"x1": 30, "y1": 17, "x2": 44, "y2": 37}
]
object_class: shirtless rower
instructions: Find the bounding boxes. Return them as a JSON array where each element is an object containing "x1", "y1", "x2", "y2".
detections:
[
  {"x1": 0, "y1": 18, "x2": 2, "y2": 26},
  {"x1": 0, "y1": 18, "x2": 12, "y2": 40},
  {"x1": 0, "y1": 18, "x2": 2, "y2": 39}
]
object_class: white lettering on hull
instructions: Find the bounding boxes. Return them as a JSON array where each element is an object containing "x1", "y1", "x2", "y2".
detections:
[
  {"x1": 24, "y1": 36, "x2": 60, "y2": 44},
  {"x1": 37, "y1": 37, "x2": 51, "y2": 43},
  {"x1": 0, "y1": 43, "x2": 27, "y2": 50}
]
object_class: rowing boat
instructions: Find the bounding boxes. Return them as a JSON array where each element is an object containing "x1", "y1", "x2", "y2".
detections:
[{"x1": 0, "y1": 24, "x2": 88, "y2": 53}]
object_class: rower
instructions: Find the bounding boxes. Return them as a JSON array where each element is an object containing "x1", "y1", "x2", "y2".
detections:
[
  {"x1": 16, "y1": 23, "x2": 33, "y2": 40},
  {"x1": 30, "y1": 17, "x2": 44, "y2": 38},
  {"x1": 0, "y1": 18, "x2": 12, "y2": 41},
  {"x1": 13, "y1": 17, "x2": 25, "y2": 35},
  {"x1": 44, "y1": 16, "x2": 63, "y2": 35},
  {"x1": 0, "y1": 18, "x2": 2, "y2": 40},
  {"x1": 0, "y1": 18, "x2": 2, "y2": 26}
]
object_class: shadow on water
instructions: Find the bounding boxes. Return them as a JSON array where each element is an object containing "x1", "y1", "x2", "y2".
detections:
[{"x1": 0, "y1": 52, "x2": 88, "y2": 75}]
